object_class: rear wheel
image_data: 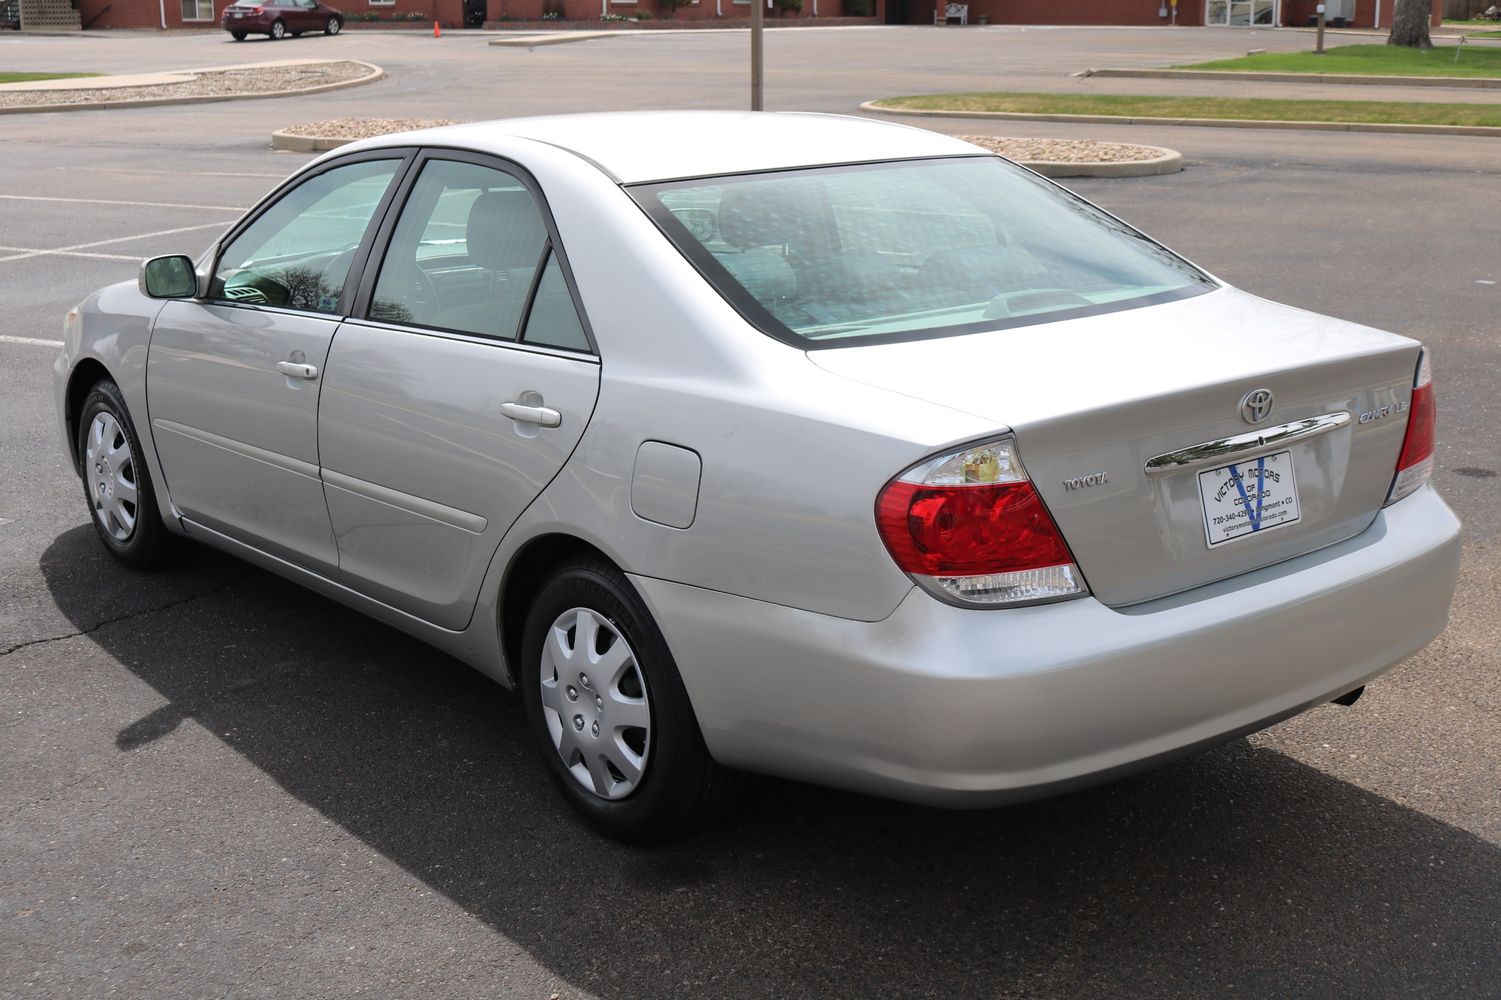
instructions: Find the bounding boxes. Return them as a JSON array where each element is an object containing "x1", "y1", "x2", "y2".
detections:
[
  {"x1": 325, "y1": 15, "x2": 341, "y2": 34},
  {"x1": 269, "y1": 18, "x2": 285, "y2": 38},
  {"x1": 520, "y1": 556, "x2": 739, "y2": 842},
  {"x1": 76, "y1": 380, "x2": 179, "y2": 570},
  {"x1": 291, "y1": 29, "x2": 303, "y2": 36},
  {"x1": 231, "y1": 29, "x2": 246, "y2": 39}
]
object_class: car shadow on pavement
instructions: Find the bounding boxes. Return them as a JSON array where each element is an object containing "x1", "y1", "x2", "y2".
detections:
[{"x1": 40, "y1": 525, "x2": 1501, "y2": 999}]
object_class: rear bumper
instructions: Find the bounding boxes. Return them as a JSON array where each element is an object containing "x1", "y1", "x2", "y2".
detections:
[{"x1": 631, "y1": 485, "x2": 1461, "y2": 806}]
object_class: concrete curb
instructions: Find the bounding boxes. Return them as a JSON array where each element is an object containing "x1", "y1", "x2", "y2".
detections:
[
  {"x1": 1089, "y1": 67, "x2": 1501, "y2": 89},
  {"x1": 270, "y1": 130, "x2": 351, "y2": 152},
  {"x1": 860, "y1": 100, "x2": 1501, "y2": 137},
  {"x1": 0, "y1": 61, "x2": 384, "y2": 115},
  {"x1": 488, "y1": 32, "x2": 615, "y2": 47}
]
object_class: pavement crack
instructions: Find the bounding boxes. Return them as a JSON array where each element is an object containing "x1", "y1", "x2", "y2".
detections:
[{"x1": 0, "y1": 576, "x2": 248, "y2": 659}]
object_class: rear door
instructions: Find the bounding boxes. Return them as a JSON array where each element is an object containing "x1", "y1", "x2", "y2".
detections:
[
  {"x1": 318, "y1": 152, "x2": 600, "y2": 630},
  {"x1": 146, "y1": 152, "x2": 409, "y2": 575}
]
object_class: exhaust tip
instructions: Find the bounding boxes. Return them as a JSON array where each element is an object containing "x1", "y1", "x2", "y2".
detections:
[{"x1": 1331, "y1": 686, "x2": 1365, "y2": 707}]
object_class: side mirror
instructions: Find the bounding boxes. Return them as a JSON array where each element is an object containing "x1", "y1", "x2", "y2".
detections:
[{"x1": 140, "y1": 255, "x2": 198, "y2": 299}]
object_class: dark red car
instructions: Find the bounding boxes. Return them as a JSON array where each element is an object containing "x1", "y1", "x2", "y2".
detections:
[{"x1": 222, "y1": 0, "x2": 343, "y2": 40}]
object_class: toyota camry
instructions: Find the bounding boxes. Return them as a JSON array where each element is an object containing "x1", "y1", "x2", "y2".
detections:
[{"x1": 53, "y1": 112, "x2": 1461, "y2": 841}]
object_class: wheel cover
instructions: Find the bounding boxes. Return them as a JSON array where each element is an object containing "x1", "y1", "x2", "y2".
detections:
[
  {"x1": 84, "y1": 412, "x2": 138, "y2": 543},
  {"x1": 271, "y1": 20, "x2": 284, "y2": 36},
  {"x1": 327, "y1": 17, "x2": 339, "y2": 32},
  {"x1": 539, "y1": 607, "x2": 652, "y2": 800}
]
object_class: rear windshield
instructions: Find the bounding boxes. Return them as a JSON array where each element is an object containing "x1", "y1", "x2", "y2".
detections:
[{"x1": 631, "y1": 156, "x2": 1215, "y2": 348}]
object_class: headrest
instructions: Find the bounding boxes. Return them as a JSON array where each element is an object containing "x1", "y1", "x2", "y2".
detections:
[
  {"x1": 467, "y1": 189, "x2": 546, "y2": 271},
  {"x1": 717, "y1": 185, "x2": 811, "y2": 252}
]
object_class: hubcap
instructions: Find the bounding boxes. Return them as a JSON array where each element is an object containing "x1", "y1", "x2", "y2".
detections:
[
  {"x1": 84, "y1": 412, "x2": 138, "y2": 543},
  {"x1": 538, "y1": 607, "x2": 652, "y2": 800}
]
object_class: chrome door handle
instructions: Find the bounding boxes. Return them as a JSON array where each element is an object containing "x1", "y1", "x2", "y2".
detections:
[
  {"x1": 500, "y1": 401, "x2": 562, "y2": 428},
  {"x1": 276, "y1": 361, "x2": 319, "y2": 380}
]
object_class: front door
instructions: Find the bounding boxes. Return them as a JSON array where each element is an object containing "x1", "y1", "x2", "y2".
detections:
[
  {"x1": 147, "y1": 155, "x2": 406, "y2": 575},
  {"x1": 318, "y1": 155, "x2": 601, "y2": 631}
]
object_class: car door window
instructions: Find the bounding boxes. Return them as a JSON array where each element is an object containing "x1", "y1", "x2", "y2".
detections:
[
  {"x1": 211, "y1": 158, "x2": 400, "y2": 314},
  {"x1": 369, "y1": 159, "x2": 549, "y2": 340},
  {"x1": 521, "y1": 249, "x2": 590, "y2": 352}
]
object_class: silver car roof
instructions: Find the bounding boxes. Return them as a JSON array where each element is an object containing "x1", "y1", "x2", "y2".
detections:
[{"x1": 348, "y1": 111, "x2": 985, "y2": 184}]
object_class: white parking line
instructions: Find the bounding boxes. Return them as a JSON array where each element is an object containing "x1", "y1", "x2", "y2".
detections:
[
  {"x1": 0, "y1": 222, "x2": 229, "y2": 264},
  {"x1": 0, "y1": 335, "x2": 64, "y2": 348},
  {"x1": 0, "y1": 194, "x2": 246, "y2": 212},
  {"x1": 0, "y1": 246, "x2": 141, "y2": 262}
]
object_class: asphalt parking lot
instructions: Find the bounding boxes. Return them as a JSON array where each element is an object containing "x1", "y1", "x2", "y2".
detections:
[{"x1": 2, "y1": 25, "x2": 1499, "y2": 1000}]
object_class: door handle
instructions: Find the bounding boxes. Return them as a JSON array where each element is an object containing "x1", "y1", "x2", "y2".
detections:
[
  {"x1": 276, "y1": 361, "x2": 319, "y2": 380},
  {"x1": 500, "y1": 401, "x2": 562, "y2": 428}
]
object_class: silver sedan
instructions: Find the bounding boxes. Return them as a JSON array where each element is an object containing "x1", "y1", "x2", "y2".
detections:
[{"x1": 53, "y1": 112, "x2": 1461, "y2": 841}]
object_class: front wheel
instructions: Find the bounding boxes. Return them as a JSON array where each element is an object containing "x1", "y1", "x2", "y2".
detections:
[
  {"x1": 520, "y1": 557, "x2": 739, "y2": 842},
  {"x1": 268, "y1": 18, "x2": 285, "y2": 39},
  {"x1": 230, "y1": 30, "x2": 247, "y2": 40},
  {"x1": 76, "y1": 380, "x2": 179, "y2": 569},
  {"x1": 325, "y1": 15, "x2": 341, "y2": 34}
]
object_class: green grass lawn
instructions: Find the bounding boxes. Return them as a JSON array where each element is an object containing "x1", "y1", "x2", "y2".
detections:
[
  {"x1": 1465, "y1": 30, "x2": 1501, "y2": 37},
  {"x1": 874, "y1": 92, "x2": 1501, "y2": 128},
  {"x1": 0, "y1": 71, "x2": 102, "y2": 85},
  {"x1": 1173, "y1": 43, "x2": 1501, "y2": 78}
]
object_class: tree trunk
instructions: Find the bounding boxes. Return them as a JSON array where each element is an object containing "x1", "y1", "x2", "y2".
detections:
[{"x1": 1388, "y1": 0, "x2": 1434, "y2": 48}]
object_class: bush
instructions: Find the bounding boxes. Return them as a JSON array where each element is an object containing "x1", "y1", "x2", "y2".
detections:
[
  {"x1": 542, "y1": 0, "x2": 566, "y2": 17},
  {"x1": 657, "y1": 0, "x2": 691, "y2": 16},
  {"x1": 843, "y1": 0, "x2": 873, "y2": 14},
  {"x1": 775, "y1": 0, "x2": 804, "y2": 13}
]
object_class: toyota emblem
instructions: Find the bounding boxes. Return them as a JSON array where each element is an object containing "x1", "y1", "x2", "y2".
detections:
[{"x1": 1240, "y1": 388, "x2": 1274, "y2": 424}]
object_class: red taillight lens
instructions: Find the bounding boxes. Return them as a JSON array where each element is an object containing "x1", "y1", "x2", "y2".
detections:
[
  {"x1": 1386, "y1": 349, "x2": 1435, "y2": 506},
  {"x1": 875, "y1": 437, "x2": 1086, "y2": 606},
  {"x1": 877, "y1": 480, "x2": 1072, "y2": 576}
]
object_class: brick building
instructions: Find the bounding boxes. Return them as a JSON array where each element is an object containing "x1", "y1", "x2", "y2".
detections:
[{"x1": 63, "y1": 0, "x2": 1442, "y2": 33}]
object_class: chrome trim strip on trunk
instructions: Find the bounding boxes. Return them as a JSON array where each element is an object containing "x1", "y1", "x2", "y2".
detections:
[{"x1": 1144, "y1": 411, "x2": 1351, "y2": 476}]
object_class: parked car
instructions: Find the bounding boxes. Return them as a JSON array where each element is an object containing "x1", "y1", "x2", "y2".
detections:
[
  {"x1": 53, "y1": 113, "x2": 1461, "y2": 841},
  {"x1": 222, "y1": 0, "x2": 342, "y2": 40}
]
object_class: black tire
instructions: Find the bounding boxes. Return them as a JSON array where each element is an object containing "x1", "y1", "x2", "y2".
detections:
[
  {"x1": 231, "y1": 30, "x2": 247, "y2": 39},
  {"x1": 269, "y1": 18, "x2": 285, "y2": 38},
  {"x1": 75, "y1": 380, "x2": 180, "y2": 570},
  {"x1": 291, "y1": 29, "x2": 303, "y2": 37},
  {"x1": 520, "y1": 556, "x2": 740, "y2": 842},
  {"x1": 325, "y1": 15, "x2": 341, "y2": 34}
]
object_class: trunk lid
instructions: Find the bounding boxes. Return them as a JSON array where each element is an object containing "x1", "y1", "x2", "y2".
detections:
[{"x1": 810, "y1": 287, "x2": 1422, "y2": 607}]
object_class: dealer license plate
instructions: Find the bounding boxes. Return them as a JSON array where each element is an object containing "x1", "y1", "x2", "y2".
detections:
[{"x1": 1197, "y1": 450, "x2": 1301, "y2": 547}]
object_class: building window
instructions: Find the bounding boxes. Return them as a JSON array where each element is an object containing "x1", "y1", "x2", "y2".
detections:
[
  {"x1": 181, "y1": 0, "x2": 215, "y2": 20},
  {"x1": 368, "y1": 0, "x2": 395, "y2": 6}
]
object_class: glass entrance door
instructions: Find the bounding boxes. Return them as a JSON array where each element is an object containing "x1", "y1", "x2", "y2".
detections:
[{"x1": 1205, "y1": 0, "x2": 1275, "y2": 24}]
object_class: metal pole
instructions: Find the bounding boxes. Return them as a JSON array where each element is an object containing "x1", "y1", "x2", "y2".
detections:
[{"x1": 751, "y1": 0, "x2": 764, "y2": 111}]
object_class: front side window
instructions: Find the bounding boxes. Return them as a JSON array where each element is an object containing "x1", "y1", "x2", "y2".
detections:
[
  {"x1": 631, "y1": 156, "x2": 1215, "y2": 348},
  {"x1": 211, "y1": 158, "x2": 400, "y2": 314},
  {"x1": 369, "y1": 159, "x2": 553, "y2": 340}
]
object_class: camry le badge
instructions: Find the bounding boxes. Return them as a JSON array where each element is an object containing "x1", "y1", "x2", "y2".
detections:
[{"x1": 1240, "y1": 388, "x2": 1274, "y2": 425}]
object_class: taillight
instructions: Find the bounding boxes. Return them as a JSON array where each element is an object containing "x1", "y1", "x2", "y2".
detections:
[
  {"x1": 1385, "y1": 348, "x2": 1435, "y2": 506},
  {"x1": 875, "y1": 437, "x2": 1087, "y2": 607}
]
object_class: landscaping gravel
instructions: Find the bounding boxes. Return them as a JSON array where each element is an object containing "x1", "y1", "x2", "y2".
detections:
[
  {"x1": 0, "y1": 62, "x2": 375, "y2": 109},
  {"x1": 280, "y1": 118, "x2": 459, "y2": 139},
  {"x1": 959, "y1": 135, "x2": 1169, "y2": 163}
]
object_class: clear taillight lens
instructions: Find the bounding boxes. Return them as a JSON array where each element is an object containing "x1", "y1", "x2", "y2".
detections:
[
  {"x1": 875, "y1": 437, "x2": 1087, "y2": 607},
  {"x1": 1386, "y1": 348, "x2": 1435, "y2": 506}
]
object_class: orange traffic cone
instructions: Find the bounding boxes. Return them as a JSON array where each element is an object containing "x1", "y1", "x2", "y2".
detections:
[{"x1": 433, "y1": 20, "x2": 441, "y2": 37}]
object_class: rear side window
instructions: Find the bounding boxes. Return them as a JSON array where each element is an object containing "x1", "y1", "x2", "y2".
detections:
[
  {"x1": 631, "y1": 156, "x2": 1215, "y2": 348},
  {"x1": 369, "y1": 159, "x2": 550, "y2": 340}
]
